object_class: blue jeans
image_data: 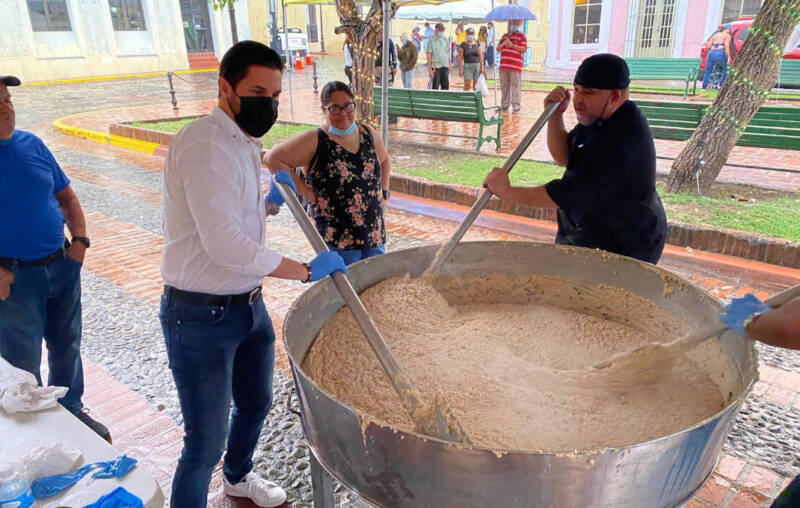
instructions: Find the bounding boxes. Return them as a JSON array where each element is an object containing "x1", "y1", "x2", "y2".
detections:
[
  {"x1": 160, "y1": 291, "x2": 276, "y2": 507},
  {"x1": 330, "y1": 245, "x2": 385, "y2": 266},
  {"x1": 401, "y1": 68, "x2": 414, "y2": 88},
  {"x1": 703, "y1": 49, "x2": 727, "y2": 89},
  {"x1": 485, "y1": 45, "x2": 495, "y2": 67},
  {"x1": 0, "y1": 255, "x2": 84, "y2": 413}
]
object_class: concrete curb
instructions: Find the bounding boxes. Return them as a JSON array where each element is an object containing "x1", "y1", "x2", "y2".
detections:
[
  {"x1": 53, "y1": 116, "x2": 162, "y2": 155},
  {"x1": 88, "y1": 119, "x2": 800, "y2": 269},
  {"x1": 24, "y1": 68, "x2": 217, "y2": 87}
]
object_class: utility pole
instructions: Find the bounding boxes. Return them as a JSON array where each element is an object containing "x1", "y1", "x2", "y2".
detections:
[{"x1": 319, "y1": 5, "x2": 325, "y2": 52}]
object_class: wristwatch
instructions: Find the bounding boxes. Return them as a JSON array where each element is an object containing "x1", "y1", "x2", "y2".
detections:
[
  {"x1": 72, "y1": 236, "x2": 91, "y2": 249},
  {"x1": 382, "y1": 189, "x2": 391, "y2": 200},
  {"x1": 302, "y1": 263, "x2": 312, "y2": 283}
]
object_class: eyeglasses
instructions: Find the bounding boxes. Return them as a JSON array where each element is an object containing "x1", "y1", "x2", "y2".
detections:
[{"x1": 324, "y1": 102, "x2": 356, "y2": 115}]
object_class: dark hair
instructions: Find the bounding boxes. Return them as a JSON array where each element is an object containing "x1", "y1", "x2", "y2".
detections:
[
  {"x1": 320, "y1": 81, "x2": 354, "y2": 105},
  {"x1": 219, "y1": 40, "x2": 283, "y2": 90}
]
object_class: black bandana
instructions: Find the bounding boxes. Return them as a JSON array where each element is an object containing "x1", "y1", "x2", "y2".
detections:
[{"x1": 574, "y1": 53, "x2": 630, "y2": 90}]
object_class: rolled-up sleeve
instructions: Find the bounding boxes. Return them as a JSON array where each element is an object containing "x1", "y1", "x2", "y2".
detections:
[{"x1": 179, "y1": 142, "x2": 283, "y2": 277}]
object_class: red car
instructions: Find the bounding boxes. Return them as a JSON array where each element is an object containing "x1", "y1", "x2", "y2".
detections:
[{"x1": 700, "y1": 17, "x2": 800, "y2": 72}]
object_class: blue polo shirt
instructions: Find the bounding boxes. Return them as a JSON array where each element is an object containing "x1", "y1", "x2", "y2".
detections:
[{"x1": 0, "y1": 130, "x2": 70, "y2": 261}]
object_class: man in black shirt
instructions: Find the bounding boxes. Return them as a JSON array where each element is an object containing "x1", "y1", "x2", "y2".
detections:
[{"x1": 483, "y1": 53, "x2": 667, "y2": 264}]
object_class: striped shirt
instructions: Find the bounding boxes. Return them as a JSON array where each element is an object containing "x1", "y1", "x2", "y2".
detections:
[{"x1": 499, "y1": 31, "x2": 527, "y2": 73}]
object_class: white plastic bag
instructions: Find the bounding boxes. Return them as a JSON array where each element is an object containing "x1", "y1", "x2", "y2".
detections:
[
  {"x1": 0, "y1": 363, "x2": 67, "y2": 413},
  {"x1": 0, "y1": 442, "x2": 81, "y2": 484},
  {"x1": 476, "y1": 74, "x2": 489, "y2": 97}
]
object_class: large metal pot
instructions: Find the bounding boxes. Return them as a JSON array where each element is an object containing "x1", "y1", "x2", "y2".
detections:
[{"x1": 283, "y1": 242, "x2": 756, "y2": 508}]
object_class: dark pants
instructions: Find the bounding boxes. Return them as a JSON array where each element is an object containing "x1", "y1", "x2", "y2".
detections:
[
  {"x1": 702, "y1": 49, "x2": 727, "y2": 89},
  {"x1": 432, "y1": 66, "x2": 449, "y2": 90},
  {"x1": 0, "y1": 255, "x2": 84, "y2": 414},
  {"x1": 485, "y1": 45, "x2": 495, "y2": 67},
  {"x1": 160, "y1": 291, "x2": 276, "y2": 507},
  {"x1": 344, "y1": 65, "x2": 353, "y2": 84},
  {"x1": 772, "y1": 475, "x2": 800, "y2": 507}
]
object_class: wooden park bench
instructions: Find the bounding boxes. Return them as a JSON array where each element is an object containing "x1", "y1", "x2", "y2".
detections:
[
  {"x1": 778, "y1": 59, "x2": 800, "y2": 89},
  {"x1": 636, "y1": 99, "x2": 800, "y2": 150},
  {"x1": 625, "y1": 58, "x2": 702, "y2": 97},
  {"x1": 372, "y1": 87, "x2": 503, "y2": 151}
]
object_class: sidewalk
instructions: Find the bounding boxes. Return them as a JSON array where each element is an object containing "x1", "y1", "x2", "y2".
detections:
[{"x1": 55, "y1": 88, "x2": 800, "y2": 192}]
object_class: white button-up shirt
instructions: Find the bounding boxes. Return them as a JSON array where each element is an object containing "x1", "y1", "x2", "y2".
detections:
[{"x1": 161, "y1": 107, "x2": 283, "y2": 295}]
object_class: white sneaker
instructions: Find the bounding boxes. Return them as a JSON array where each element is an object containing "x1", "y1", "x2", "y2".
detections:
[{"x1": 223, "y1": 472, "x2": 287, "y2": 507}]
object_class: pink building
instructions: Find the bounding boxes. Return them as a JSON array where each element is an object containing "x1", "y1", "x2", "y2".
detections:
[{"x1": 545, "y1": 0, "x2": 762, "y2": 69}]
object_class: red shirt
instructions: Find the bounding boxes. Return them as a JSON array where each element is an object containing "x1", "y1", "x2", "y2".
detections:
[{"x1": 499, "y1": 31, "x2": 527, "y2": 73}]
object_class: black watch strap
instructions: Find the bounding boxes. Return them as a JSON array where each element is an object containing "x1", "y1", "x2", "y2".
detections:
[{"x1": 72, "y1": 236, "x2": 91, "y2": 249}]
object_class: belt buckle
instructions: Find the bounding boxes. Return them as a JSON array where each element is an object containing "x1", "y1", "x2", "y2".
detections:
[{"x1": 248, "y1": 286, "x2": 261, "y2": 304}]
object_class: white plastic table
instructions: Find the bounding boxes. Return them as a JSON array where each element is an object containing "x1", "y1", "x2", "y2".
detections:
[{"x1": 0, "y1": 357, "x2": 165, "y2": 507}]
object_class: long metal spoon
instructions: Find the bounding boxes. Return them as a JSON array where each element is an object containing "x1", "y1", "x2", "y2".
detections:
[
  {"x1": 429, "y1": 101, "x2": 561, "y2": 272},
  {"x1": 274, "y1": 179, "x2": 472, "y2": 445},
  {"x1": 593, "y1": 283, "x2": 800, "y2": 372}
]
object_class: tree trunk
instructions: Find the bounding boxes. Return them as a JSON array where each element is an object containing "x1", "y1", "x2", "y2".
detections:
[
  {"x1": 666, "y1": 0, "x2": 799, "y2": 194},
  {"x1": 334, "y1": 0, "x2": 397, "y2": 123}
]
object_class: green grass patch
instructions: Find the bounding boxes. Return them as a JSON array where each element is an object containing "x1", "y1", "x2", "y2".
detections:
[
  {"x1": 130, "y1": 118, "x2": 316, "y2": 148},
  {"x1": 396, "y1": 154, "x2": 800, "y2": 242}
]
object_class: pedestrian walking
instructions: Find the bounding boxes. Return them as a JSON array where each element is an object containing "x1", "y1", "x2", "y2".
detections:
[
  {"x1": 412, "y1": 26, "x2": 423, "y2": 52},
  {"x1": 423, "y1": 22, "x2": 434, "y2": 52},
  {"x1": 374, "y1": 39, "x2": 397, "y2": 86},
  {"x1": 427, "y1": 23, "x2": 450, "y2": 90},
  {"x1": 702, "y1": 24, "x2": 733, "y2": 90},
  {"x1": 498, "y1": 19, "x2": 526, "y2": 113},
  {"x1": 486, "y1": 21, "x2": 496, "y2": 68},
  {"x1": 0, "y1": 75, "x2": 110, "y2": 442},
  {"x1": 398, "y1": 34, "x2": 419, "y2": 89},
  {"x1": 266, "y1": 81, "x2": 391, "y2": 266},
  {"x1": 160, "y1": 41, "x2": 346, "y2": 507}
]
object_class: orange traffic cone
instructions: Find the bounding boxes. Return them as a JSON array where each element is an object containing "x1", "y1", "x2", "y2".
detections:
[
  {"x1": 305, "y1": 54, "x2": 312, "y2": 65},
  {"x1": 294, "y1": 51, "x2": 303, "y2": 69}
]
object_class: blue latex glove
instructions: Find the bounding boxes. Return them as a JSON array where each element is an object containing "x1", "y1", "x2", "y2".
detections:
[
  {"x1": 84, "y1": 487, "x2": 143, "y2": 508},
  {"x1": 31, "y1": 455, "x2": 137, "y2": 499},
  {"x1": 721, "y1": 293, "x2": 771, "y2": 337},
  {"x1": 265, "y1": 170, "x2": 296, "y2": 207},
  {"x1": 309, "y1": 251, "x2": 347, "y2": 282}
]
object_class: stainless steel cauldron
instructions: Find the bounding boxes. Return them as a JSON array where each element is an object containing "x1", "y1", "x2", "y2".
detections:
[{"x1": 283, "y1": 242, "x2": 756, "y2": 508}]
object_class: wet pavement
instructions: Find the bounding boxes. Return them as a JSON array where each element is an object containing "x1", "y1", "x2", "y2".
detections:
[{"x1": 9, "y1": 67, "x2": 800, "y2": 507}]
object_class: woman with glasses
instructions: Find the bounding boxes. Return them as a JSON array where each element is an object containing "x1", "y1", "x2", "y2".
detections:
[{"x1": 265, "y1": 81, "x2": 390, "y2": 265}]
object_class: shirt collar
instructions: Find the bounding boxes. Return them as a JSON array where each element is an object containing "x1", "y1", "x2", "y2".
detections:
[{"x1": 211, "y1": 106, "x2": 263, "y2": 150}]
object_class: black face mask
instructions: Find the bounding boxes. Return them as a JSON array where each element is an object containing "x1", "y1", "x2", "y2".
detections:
[{"x1": 230, "y1": 92, "x2": 278, "y2": 138}]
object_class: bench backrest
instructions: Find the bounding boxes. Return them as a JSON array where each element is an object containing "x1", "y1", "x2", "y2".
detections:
[
  {"x1": 373, "y1": 87, "x2": 482, "y2": 122},
  {"x1": 778, "y1": 60, "x2": 800, "y2": 87},
  {"x1": 626, "y1": 58, "x2": 701, "y2": 78},
  {"x1": 635, "y1": 99, "x2": 800, "y2": 149}
]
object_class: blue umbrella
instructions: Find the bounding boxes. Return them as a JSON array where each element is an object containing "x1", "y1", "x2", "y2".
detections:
[{"x1": 486, "y1": 4, "x2": 537, "y2": 20}]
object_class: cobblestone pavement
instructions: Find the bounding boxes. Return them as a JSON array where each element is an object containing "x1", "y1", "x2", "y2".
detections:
[{"x1": 9, "y1": 72, "x2": 800, "y2": 507}]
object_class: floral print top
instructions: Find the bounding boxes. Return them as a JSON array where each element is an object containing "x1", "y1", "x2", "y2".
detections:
[{"x1": 307, "y1": 124, "x2": 385, "y2": 250}]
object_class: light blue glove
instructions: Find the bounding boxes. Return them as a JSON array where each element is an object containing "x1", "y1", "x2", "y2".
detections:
[
  {"x1": 265, "y1": 170, "x2": 296, "y2": 206},
  {"x1": 309, "y1": 251, "x2": 347, "y2": 282},
  {"x1": 721, "y1": 293, "x2": 771, "y2": 337}
]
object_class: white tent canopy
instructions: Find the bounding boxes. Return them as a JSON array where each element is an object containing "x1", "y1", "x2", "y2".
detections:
[{"x1": 395, "y1": 0, "x2": 491, "y2": 22}]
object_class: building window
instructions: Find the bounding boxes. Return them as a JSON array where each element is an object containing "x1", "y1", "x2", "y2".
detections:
[
  {"x1": 27, "y1": 0, "x2": 72, "y2": 31},
  {"x1": 721, "y1": 0, "x2": 762, "y2": 24},
  {"x1": 109, "y1": 0, "x2": 147, "y2": 31},
  {"x1": 572, "y1": 0, "x2": 602, "y2": 45}
]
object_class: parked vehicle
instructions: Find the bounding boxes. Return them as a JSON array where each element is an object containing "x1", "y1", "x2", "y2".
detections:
[
  {"x1": 278, "y1": 28, "x2": 310, "y2": 58},
  {"x1": 700, "y1": 17, "x2": 800, "y2": 72}
]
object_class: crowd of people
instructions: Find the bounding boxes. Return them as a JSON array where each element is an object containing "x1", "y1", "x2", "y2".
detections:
[
  {"x1": 342, "y1": 20, "x2": 526, "y2": 113},
  {"x1": 5, "y1": 31, "x2": 800, "y2": 508}
]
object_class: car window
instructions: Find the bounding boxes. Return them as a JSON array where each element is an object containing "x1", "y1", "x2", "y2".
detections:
[{"x1": 738, "y1": 28, "x2": 750, "y2": 42}]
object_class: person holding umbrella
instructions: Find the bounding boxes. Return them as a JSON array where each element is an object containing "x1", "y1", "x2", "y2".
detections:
[{"x1": 497, "y1": 19, "x2": 527, "y2": 113}]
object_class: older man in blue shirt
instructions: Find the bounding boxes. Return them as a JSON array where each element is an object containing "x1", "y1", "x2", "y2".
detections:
[{"x1": 0, "y1": 75, "x2": 110, "y2": 441}]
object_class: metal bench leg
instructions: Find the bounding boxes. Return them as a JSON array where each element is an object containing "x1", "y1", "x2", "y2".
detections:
[{"x1": 310, "y1": 451, "x2": 335, "y2": 508}]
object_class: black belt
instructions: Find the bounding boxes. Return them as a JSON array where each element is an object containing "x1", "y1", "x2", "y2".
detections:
[
  {"x1": 0, "y1": 245, "x2": 67, "y2": 270},
  {"x1": 164, "y1": 285, "x2": 262, "y2": 307}
]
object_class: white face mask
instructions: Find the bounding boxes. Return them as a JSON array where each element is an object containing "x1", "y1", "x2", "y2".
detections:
[{"x1": 510, "y1": 24, "x2": 520, "y2": 32}]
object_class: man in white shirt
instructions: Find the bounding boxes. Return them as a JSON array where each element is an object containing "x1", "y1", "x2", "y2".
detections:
[{"x1": 160, "y1": 41, "x2": 346, "y2": 507}]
